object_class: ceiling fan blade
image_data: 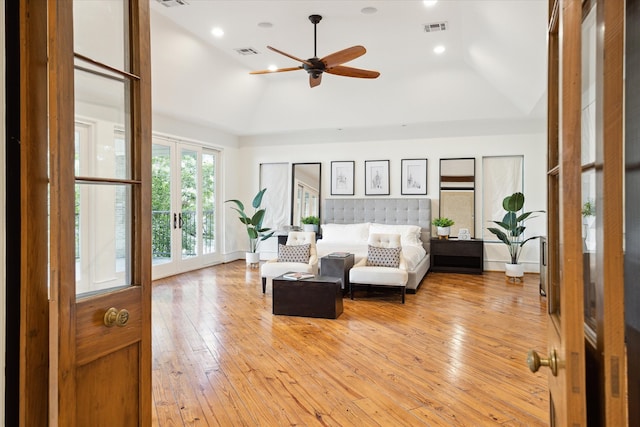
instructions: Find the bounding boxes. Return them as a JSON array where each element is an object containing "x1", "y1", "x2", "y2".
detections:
[
  {"x1": 326, "y1": 65, "x2": 380, "y2": 79},
  {"x1": 267, "y1": 46, "x2": 313, "y2": 67},
  {"x1": 309, "y1": 73, "x2": 322, "y2": 88},
  {"x1": 249, "y1": 67, "x2": 302, "y2": 75},
  {"x1": 321, "y1": 45, "x2": 366, "y2": 69}
]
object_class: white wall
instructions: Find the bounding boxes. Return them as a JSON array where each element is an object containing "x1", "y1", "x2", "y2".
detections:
[{"x1": 230, "y1": 131, "x2": 547, "y2": 272}]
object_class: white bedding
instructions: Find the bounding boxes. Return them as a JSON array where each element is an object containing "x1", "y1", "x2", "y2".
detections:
[{"x1": 316, "y1": 241, "x2": 426, "y2": 271}]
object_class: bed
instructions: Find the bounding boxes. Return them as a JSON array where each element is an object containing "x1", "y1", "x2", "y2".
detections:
[{"x1": 318, "y1": 198, "x2": 431, "y2": 292}]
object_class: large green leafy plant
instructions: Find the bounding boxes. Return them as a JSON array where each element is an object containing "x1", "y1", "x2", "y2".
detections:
[
  {"x1": 225, "y1": 188, "x2": 274, "y2": 253},
  {"x1": 487, "y1": 192, "x2": 544, "y2": 265}
]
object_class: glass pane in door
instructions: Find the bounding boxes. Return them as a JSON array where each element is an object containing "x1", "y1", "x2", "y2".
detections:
[
  {"x1": 73, "y1": 0, "x2": 127, "y2": 71},
  {"x1": 581, "y1": 5, "x2": 597, "y2": 336},
  {"x1": 75, "y1": 183, "x2": 131, "y2": 296},
  {"x1": 202, "y1": 151, "x2": 216, "y2": 255},
  {"x1": 582, "y1": 170, "x2": 597, "y2": 332},
  {"x1": 181, "y1": 149, "x2": 198, "y2": 260},
  {"x1": 152, "y1": 144, "x2": 172, "y2": 265}
]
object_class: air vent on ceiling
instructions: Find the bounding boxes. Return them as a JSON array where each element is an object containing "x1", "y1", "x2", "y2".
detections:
[
  {"x1": 234, "y1": 47, "x2": 260, "y2": 56},
  {"x1": 424, "y1": 21, "x2": 448, "y2": 32},
  {"x1": 155, "y1": 0, "x2": 189, "y2": 7}
]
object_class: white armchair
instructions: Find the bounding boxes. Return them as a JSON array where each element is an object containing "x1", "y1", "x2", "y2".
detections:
[
  {"x1": 349, "y1": 233, "x2": 409, "y2": 303},
  {"x1": 260, "y1": 231, "x2": 318, "y2": 293}
]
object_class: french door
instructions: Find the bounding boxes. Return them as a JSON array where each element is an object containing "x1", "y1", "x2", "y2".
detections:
[
  {"x1": 41, "y1": 0, "x2": 151, "y2": 425},
  {"x1": 537, "y1": 0, "x2": 626, "y2": 425},
  {"x1": 152, "y1": 137, "x2": 220, "y2": 278}
]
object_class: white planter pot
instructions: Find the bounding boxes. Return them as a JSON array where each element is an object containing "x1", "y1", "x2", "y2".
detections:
[
  {"x1": 436, "y1": 226, "x2": 451, "y2": 239},
  {"x1": 303, "y1": 224, "x2": 318, "y2": 232},
  {"x1": 246, "y1": 252, "x2": 260, "y2": 266},
  {"x1": 505, "y1": 263, "x2": 524, "y2": 278}
]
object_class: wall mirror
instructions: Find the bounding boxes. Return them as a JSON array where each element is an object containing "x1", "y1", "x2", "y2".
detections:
[
  {"x1": 291, "y1": 163, "x2": 321, "y2": 227},
  {"x1": 439, "y1": 158, "x2": 476, "y2": 238}
]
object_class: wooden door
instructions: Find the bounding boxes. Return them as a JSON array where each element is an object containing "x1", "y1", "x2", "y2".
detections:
[
  {"x1": 538, "y1": 0, "x2": 626, "y2": 425},
  {"x1": 47, "y1": 0, "x2": 152, "y2": 425}
]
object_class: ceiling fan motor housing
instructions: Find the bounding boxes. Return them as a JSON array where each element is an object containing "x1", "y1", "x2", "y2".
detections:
[{"x1": 303, "y1": 57, "x2": 325, "y2": 78}]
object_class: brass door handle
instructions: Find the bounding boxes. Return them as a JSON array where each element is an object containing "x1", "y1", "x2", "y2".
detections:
[
  {"x1": 527, "y1": 349, "x2": 558, "y2": 376},
  {"x1": 103, "y1": 307, "x2": 130, "y2": 327}
]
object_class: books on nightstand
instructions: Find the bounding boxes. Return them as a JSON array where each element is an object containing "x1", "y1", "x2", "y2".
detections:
[{"x1": 327, "y1": 252, "x2": 351, "y2": 258}]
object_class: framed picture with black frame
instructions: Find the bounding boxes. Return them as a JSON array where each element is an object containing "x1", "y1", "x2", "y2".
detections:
[
  {"x1": 331, "y1": 161, "x2": 355, "y2": 195},
  {"x1": 364, "y1": 160, "x2": 390, "y2": 195},
  {"x1": 401, "y1": 158, "x2": 428, "y2": 195}
]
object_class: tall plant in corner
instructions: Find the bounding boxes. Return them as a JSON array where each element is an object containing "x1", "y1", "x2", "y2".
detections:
[
  {"x1": 487, "y1": 192, "x2": 544, "y2": 277},
  {"x1": 225, "y1": 188, "x2": 274, "y2": 254}
]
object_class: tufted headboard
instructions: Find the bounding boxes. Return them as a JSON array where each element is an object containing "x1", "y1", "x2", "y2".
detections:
[{"x1": 323, "y1": 198, "x2": 431, "y2": 253}]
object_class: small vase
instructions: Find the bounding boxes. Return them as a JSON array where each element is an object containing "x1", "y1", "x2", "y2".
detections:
[
  {"x1": 505, "y1": 263, "x2": 524, "y2": 282},
  {"x1": 437, "y1": 226, "x2": 450, "y2": 239}
]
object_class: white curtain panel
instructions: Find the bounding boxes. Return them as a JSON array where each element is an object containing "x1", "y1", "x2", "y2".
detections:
[
  {"x1": 482, "y1": 156, "x2": 524, "y2": 241},
  {"x1": 260, "y1": 162, "x2": 289, "y2": 231}
]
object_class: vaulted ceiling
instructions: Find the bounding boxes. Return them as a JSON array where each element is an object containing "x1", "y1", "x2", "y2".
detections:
[{"x1": 80, "y1": 1, "x2": 549, "y2": 138}]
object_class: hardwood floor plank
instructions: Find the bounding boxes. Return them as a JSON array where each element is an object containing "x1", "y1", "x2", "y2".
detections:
[{"x1": 152, "y1": 262, "x2": 549, "y2": 426}]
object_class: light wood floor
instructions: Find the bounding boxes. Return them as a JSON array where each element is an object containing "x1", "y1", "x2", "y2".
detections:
[{"x1": 151, "y1": 261, "x2": 549, "y2": 426}]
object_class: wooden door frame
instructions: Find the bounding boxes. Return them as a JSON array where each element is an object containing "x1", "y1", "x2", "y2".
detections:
[
  {"x1": 16, "y1": 0, "x2": 152, "y2": 425},
  {"x1": 625, "y1": 2, "x2": 640, "y2": 425},
  {"x1": 19, "y1": 1, "x2": 51, "y2": 426},
  {"x1": 594, "y1": 0, "x2": 626, "y2": 424}
]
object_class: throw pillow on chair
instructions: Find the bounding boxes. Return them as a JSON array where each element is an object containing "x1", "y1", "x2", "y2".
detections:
[
  {"x1": 277, "y1": 243, "x2": 310, "y2": 263},
  {"x1": 366, "y1": 245, "x2": 401, "y2": 268}
]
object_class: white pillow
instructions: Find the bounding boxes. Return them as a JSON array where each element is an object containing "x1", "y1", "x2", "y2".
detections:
[
  {"x1": 321, "y1": 223, "x2": 370, "y2": 243},
  {"x1": 369, "y1": 223, "x2": 422, "y2": 247}
]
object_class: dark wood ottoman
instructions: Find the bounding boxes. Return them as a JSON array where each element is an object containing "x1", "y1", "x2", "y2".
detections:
[
  {"x1": 272, "y1": 275, "x2": 343, "y2": 319},
  {"x1": 320, "y1": 253, "x2": 355, "y2": 294}
]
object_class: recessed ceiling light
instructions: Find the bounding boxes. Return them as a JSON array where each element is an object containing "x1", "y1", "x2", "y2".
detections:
[
  {"x1": 361, "y1": 7, "x2": 378, "y2": 14},
  {"x1": 423, "y1": 0, "x2": 438, "y2": 7},
  {"x1": 434, "y1": 45, "x2": 446, "y2": 54},
  {"x1": 211, "y1": 27, "x2": 224, "y2": 38},
  {"x1": 268, "y1": 65, "x2": 278, "y2": 72},
  {"x1": 258, "y1": 22, "x2": 273, "y2": 28}
]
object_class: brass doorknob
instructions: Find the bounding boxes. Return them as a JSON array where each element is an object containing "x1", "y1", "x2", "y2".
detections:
[
  {"x1": 527, "y1": 349, "x2": 558, "y2": 376},
  {"x1": 103, "y1": 307, "x2": 130, "y2": 327}
]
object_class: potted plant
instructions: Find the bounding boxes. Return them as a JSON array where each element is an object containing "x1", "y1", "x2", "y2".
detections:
[
  {"x1": 582, "y1": 198, "x2": 595, "y2": 250},
  {"x1": 432, "y1": 217, "x2": 455, "y2": 239},
  {"x1": 487, "y1": 192, "x2": 545, "y2": 280},
  {"x1": 301, "y1": 215, "x2": 319, "y2": 232},
  {"x1": 225, "y1": 188, "x2": 274, "y2": 265}
]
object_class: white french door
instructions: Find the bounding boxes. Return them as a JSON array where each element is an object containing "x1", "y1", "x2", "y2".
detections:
[{"x1": 152, "y1": 136, "x2": 220, "y2": 278}]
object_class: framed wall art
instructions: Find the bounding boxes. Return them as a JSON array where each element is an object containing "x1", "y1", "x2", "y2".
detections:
[
  {"x1": 365, "y1": 160, "x2": 390, "y2": 195},
  {"x1": 331, "y1": 161, "x2": 355, "y2": 195},
  {"x1": 401, "y1": 158, "x2": 428, "y2": 195}
]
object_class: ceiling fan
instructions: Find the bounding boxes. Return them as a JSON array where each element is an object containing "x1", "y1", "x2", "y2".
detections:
[{"x1": 250, "y1": 14, "x2": 380, "y2": 88}]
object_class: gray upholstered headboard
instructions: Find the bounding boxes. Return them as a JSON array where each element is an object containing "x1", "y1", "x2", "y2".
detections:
[{"x1": 323, "y1": 198, "x2": 431, "y2": 253}]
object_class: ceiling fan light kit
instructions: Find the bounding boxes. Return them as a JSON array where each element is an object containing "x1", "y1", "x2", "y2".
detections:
[{"x1": 250, "y1": 14, "x2": 380, "y2": 88}]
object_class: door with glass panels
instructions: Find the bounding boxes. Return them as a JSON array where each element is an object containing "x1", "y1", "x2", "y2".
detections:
[
  {"x1": 535, "y1": 0, "x2": 626, "y2": 425},
  {"x1": 152, "y1": 137, "x2": 219, "y2": 278},
  {"x1": 46, "y1": 0, "x2": 152, "y2": 425}
]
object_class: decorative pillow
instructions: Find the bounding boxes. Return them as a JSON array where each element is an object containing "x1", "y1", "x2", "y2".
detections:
[
  {"x1": 366, "y1": 245, "x2": 401, "y2": 268},
  {"x1": 370, "y1": 223, "x2": 422, "y2": 247},
  {"x1": 320, "y1": 223, "x2": 370, "y2": 243},
  {"x1": 278, "y1": 243, "x2": 311, "y2": 263}
]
